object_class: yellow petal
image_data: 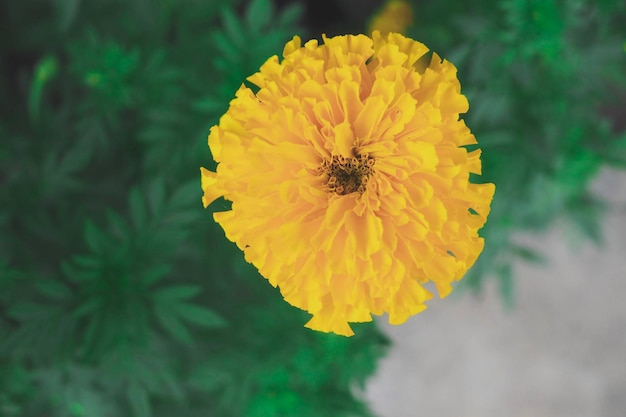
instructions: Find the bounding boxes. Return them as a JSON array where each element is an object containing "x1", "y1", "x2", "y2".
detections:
[
  {"x1": 332, "y1": 121, "x2": 356, "y2": 157},
  {"x1": 283, "y1": 35, "x2": 302, "y2": 57},
  {"x1": 200, "y1": 167, "x2": 221, "y2": 208},
  {"x1": 345, "y1": 209, "x2": 383, "y2": 259}
]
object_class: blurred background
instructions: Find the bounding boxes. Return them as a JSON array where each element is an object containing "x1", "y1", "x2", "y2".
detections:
[{"x1": 1, "y1": 0, "x2": 625, "y2": 416}]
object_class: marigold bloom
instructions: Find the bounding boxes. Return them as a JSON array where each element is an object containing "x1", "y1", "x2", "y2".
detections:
[
  {"x1": 369, "y1": 0, "x2": 413, "y2": 35},
  {"x1": 201, "y1": 32, "x2": 495, "y2": 336}
]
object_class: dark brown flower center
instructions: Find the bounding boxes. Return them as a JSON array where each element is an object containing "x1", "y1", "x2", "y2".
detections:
[{"x1": 321, "y1": 154, "x2": 375, "y2": 195}]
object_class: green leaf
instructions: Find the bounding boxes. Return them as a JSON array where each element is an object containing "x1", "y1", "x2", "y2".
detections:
[
  {"x1": 193, "y1": 95, "x2": 229, "y2": 114},
  {"x1": 28, "y1": 55, "x2": 58, "y2": 123},
  {"x1": 170, "y1": 180, "x2": 202, "y2": 210},
  {"x1": 72, "y1": 298, "x2": 103, "y2": 319},
  {"x1": 246, "y1": 0, "x2": 273, "y2": 33},
  {"x1": 9, "y1": 302, "x2": 52, "y2": 320},
  {"x1": 212, "y1": 30, "x2": 240, "y2": 64},
  {"x1": 476, "y1": 130, "x2": 515, "y2": 147},
  {"x1": 221, "y1": 8, "x2": 246, "y2": 48},
  {"x1": 58, "y1": 142, "x2": 91, "y2": 174},
  {"x1": 140, "y1": 264, "x2": 171, "y2": 288},
  {"x1": 129, "y1": 188, "x2": 147, "y2": 229},
  {"x1": 154, "y1": 305, "x2": 193, "y2": 345},
  {"x1": 277, "y1": 3, "x2": 304, "y2": 27},
  {"x1": 127, "y1": 382, "x2": 151, "y2": 417},
  {"x1": 35, "y1": 279, "x2": 72, "y2": 300},
  {"x1": 172, "y1": 303, "x2": 227, "y2": 328},
  {"x1": 84, "y1": 220, "x2": 104, "y2": 254},
  {"x1": 146, "y1": 178, "x2": 166, "y2": 217},
  {"x1": 81, "y1": 311, "x2": 103, "y2": 354},
  {"x1": 70, "y1": 256, "x2": 100, "y2": 269},
  {"x1": 162, "y1": 209, "x2": 202, "y2": 228},
  {"x1": 152, "y1": 285, "x2": 201, "y2": 302},
  {"x1": 106, "y1": 209, "x2": 130, "y2": 240},
  {"x1": 510, "y1": 244, "x2": 548, "y2": 265},
  {"x1": 189, "y1": 366, "x2": 231, "y2": 392}
]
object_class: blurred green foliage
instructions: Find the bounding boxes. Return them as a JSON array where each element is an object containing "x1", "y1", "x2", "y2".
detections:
[{"x1": 1, "y1": 0, "x2": 625, "y2": 416}]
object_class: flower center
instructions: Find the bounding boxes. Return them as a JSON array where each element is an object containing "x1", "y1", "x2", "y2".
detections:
[{"x1": 322, "y1": 154, "x2": 375, "y2": 195}]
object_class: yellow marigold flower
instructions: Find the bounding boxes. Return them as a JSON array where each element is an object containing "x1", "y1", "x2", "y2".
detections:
[
  {"x1": 201, "y1": 32, "x2": 495, "y2": 336},
  {"x1": 369, "y1": 0, "x2": 413, "y2": 35}
]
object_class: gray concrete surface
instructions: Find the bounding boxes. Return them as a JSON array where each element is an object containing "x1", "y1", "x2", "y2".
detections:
[{"x1": 365, "y1": 167, "x2": 626, "y2": 417}]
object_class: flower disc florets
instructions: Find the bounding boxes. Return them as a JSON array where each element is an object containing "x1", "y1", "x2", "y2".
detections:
[
  {"x1": 201, "y1": 31, "x2": 495, "y2": 336},
  {"x1": 324, "y1": 154, "x2": 374, "y2": 195}
]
